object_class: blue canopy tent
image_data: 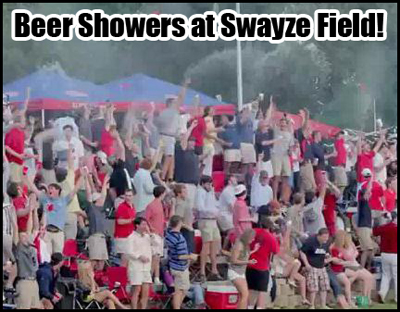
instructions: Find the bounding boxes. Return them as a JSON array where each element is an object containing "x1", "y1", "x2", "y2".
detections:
[
  {"x1": 3, "y1": 66, "x2": 106, "y2": 110},
  {"x1": 101, "y1": 73, "x2": 235, "y2": 114}
]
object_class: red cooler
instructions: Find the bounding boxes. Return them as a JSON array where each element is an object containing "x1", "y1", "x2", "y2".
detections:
[{"x1": 205, "y1": 284, "x2": 239, "y2": 309}]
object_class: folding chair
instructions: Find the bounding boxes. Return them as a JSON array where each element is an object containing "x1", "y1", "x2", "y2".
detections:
[
  {"x1": 189, "y1": 230, "x2": 203, "y2": 282},
  {"x1": 106, "y1": 266, "x2": 131, "y2": 304},
  {"x1": 148, "y1": 285, "x2": 173, "y2": 309}
]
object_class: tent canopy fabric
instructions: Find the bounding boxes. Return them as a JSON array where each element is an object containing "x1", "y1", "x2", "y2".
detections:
[
  {"x1": 102, "y1": 73, "x2": 225, "y2": 107},
  {"x1": 3, "y1": 67, "x2": 105, "y2": 103},
  {"x1": 3, "y1": 69, "x2": 341, "y2": 136}
]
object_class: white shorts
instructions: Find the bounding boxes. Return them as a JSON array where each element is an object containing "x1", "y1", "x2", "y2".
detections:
[
  {"x1": 114, "y1": 237, "x2": 130, "y2": 254},
  {"x1": 227, "y1": 269, "x2": 245, "y2": 281},
  {"x1": 128, "y1": 269, "x2": 152, "y2": 286},
  {"x1": 151, "y1": 234, "x2": 164, "y2": 256}
]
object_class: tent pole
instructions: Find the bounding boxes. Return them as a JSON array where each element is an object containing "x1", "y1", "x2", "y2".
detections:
[
  {"x1": 236, "y1": 3, "x2": 243, "y2": 112},
  {"x1": 41, "y1": 109, "x2": 45, "y2": 128}
]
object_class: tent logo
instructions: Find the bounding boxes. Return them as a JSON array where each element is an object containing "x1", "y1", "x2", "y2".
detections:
[{"x1": 65, "y1": 90, "x2": 89, "y2": 97}]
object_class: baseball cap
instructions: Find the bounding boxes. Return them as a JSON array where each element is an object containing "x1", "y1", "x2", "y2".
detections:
[
  {"x1": 234, "y1": 184, "x2": 247, "y2": 196},
  {"x1": 96, "y1": 151, "x2": 108, "y2": 164},
  {"x1": 362, "y1": 168, "x2": 372, "y2": 177}
]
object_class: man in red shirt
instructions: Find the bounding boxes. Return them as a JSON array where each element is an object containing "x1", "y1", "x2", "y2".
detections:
[
  {"x1": 145, "y1": 185, "x2": 166, "y2": 285},
  {"x1": 356, "y1": 130, "x2": 386, "y2": 184},
  {"x1": 6, "y1": 182, "x2": 29, "y2": 232},
  {"x1": 323, "y1": 180, "x2": 342, "y2": 237},
  {"x1": 114, "y1": 189, "x2": 136, "y2": 267},
  {"x1": 246, "y1": 217, "x2": 279, "y2": 309},
  {"x1": 383, "y1": 177, "x2": 397, "y2": 212},
  {"x1": 4, "y1": 116, "x2": 32, "y2": 183},
  {"x1": 189, "y1": 112, "x2": 206, "y2": 157},
  {"x1": 373, "y1": 212, "x2": 397, "y2": 303},
  {"x1": 333, "y1": 131, "x2": 348, "y2": 192}
]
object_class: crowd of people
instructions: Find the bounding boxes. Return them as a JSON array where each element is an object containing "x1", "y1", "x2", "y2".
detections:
[{"x1": 2, "y1": 81, "x2": 397, "y2": 310}]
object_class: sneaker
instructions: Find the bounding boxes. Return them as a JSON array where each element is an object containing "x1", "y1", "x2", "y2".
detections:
[
  {"x1": 321, "y1": 306, "x2": 332, "y2": 309},
  {"x1": 309, "y1": 306, "x2": 315, "y2": 309},
  {"x1": 196, "y1": 274, "x2": 207, "y2": 283},
  {"x1": 377, "y1": 293, "x2": 385, "y2": 304}
]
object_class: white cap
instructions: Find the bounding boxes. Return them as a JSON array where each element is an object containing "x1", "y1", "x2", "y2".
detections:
[
  {"x1": 91, "y1": 192, "x2": 102, "y2": 203},
  {"x1": 96, "y1": 151, "x2": 108, "y2": 164},
  {"x1": 234, "y1": 184, "x2": 247, "y2": 196},
  {"x1": 362, "y1": 168, "x2": 372, "y2": 177}
]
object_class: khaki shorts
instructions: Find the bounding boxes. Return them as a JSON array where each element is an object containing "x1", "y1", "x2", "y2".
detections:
[
  {"x1": 128, "y1": 269, "x2": 152, "y2": 286},
  {"x1": 44, "y1": 230, "x2": 65, "y2": 255},
  {"x1": 10, "y1": 162, "x2": 23, "y2": 184},
  {"x1": 299, "y1": 162, "x2": 316, "y2": 192},
  {"x1": 240, "y1": 143, "x2": 256, "y2": 164},
  {"x1": 357, "y1": 227, "x2": 375, "y2": 251},
  {"x1": 271, "y1": 154, "x2": 291, "y2": 177},
  {"x1": 159, "y1": 135, "x2": 176, "y2": 156},
  {"x1": 333, "y1": 166, "x2": 348, "y2": 188},
  {"x1": 88, "y1": 233, "x2": 109, "y2": 260},
  {"x1": 64, "y1": 212, "x2": 78, "y2": 241},
  {"x1": 171, "y1": 268, "x2": 191, "y2": 291},
  {"x1": 16, "y1": 280, "x2": 42, "y2": 309},
  {"x1": 151, "y1": 234, "x2": 164, "y2": 256},
  {"x1": 224, "y1": 149, "x2": 241, "y2": 163},
  {"x1": 198, "y1": 219, "x2": 221, "y2": 243},
  {"x1": 3, "y1": 233, "x2": 14, "y2": 263}
]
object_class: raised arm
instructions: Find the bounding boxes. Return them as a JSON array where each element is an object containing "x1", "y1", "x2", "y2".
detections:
[
  {"x1": 23, "y1": 174, "x2": 42, "y2": 198},
  {"x1": 174, "y1": 78, "x2": 191, "y2": 109},
  {"x1": 373, "y1": 130, "x2": 387, "y2": 153},
  {"x1": 181, "y1": 119, "x2": 198, "y2": 151}
]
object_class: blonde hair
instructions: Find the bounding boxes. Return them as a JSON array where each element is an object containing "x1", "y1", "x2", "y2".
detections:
[
  {"x1": 333, "y1": 230, "x2": 350, "y2": 249},
  {"x1": 239, "y1": 228, "x2": 255, "y2": 250},
  {"x1": 78, "y1": 261, "x2": 95, "y2": 289}
]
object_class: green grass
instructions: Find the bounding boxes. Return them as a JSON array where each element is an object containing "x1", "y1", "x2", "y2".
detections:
[{"x1": 369, "y1": 302, "x2": 398, "y2": 309}]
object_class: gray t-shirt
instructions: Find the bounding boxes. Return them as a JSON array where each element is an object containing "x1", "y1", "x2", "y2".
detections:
[
  {"x1": 303, "y1": 198, "x2": 326, "y2": 235},
  {"x1": 15, "y1": 243, "x2": 39, "y2": 279},
  {"x1": 271, "y1": 127, "x2": 294, "y2": 157},
  {"x1": 86, "y1": 204, "x2": 108, "y2": 236},
  {"x1": 156, "y1": 107, "x2": 180, "y2": 136}
]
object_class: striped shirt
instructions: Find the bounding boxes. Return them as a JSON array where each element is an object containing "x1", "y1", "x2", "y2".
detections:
[{"x1": 165, "y1": 229, "x2": 189, "y2": 272}]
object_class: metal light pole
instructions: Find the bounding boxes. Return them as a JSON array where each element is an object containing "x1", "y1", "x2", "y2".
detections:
[
  {"x1": 236, "y1": 3, "x2": 243, "y2": 112},
  {"x1": 373, "y1": 97, "x2": 377, "y2": 132}
]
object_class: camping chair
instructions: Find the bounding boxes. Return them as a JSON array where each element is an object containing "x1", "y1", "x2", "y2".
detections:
[
  {"x1": 189, "y1": 230, "x2": 203, "y2": 282},
  {"x1": 148, "y1": 285, "x2": 173, "y2": 309},
  {"x1": 106, "y1": 266, "x2": 131, "y2": 304},
  {"x1": 61, "y1": 239, "x2": 89, "y2": 278}
]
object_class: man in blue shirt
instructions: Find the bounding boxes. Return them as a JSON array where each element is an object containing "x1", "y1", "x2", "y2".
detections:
[
  {"x1": 37, "y1": 253, "x2": 64, "y2": 309},
  {"x1": 24, "y1": 170, "x2": 84, "y2": 255},
  {"x1": 165, "y1": 215, "x2": 198, "y2": 309},
  {"x1": 218, "y1": 115, "x2": 241, "y2": 174}
]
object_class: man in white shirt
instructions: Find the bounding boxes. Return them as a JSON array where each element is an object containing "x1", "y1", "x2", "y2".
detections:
[
  {"x1": 217, "y1": 174, "x2": 237, "y2": 234},
  {"x1": 52, "y1": 124, "x2": 84, "y2": 170},
  {"x1": 195, "y1": 176, "x2": 222, "y2": 282},
  {"x1": 132, "y1": 159, "x2": 155, "y2": 217},
  {"x1": 251, "y1": 170, "x2": 273, "y2": 212},
  {"x1": 126, "y1": 217, "x2": 154, "y2": 309}
]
